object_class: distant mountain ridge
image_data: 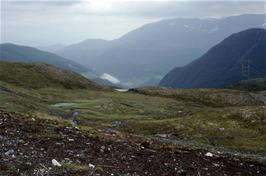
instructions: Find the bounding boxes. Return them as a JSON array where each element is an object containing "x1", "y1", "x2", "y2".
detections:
[
  {"x1": 0, "y1": 43, "x2": 118, "y2": 87},
  {"x1": 159, "y1": 28, "x2": 266, "y2": 88},
  {"x1": 38, "y1": 44, "x2": 66, "y2": 53},
  {"x1": 57, "y1": 14, "x2": 265, "y2": 87},
  {"x1": 0, "y1": 43, "x2": 90, "y2": 73}
]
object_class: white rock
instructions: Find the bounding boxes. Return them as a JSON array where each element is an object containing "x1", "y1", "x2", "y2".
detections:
[
  {"x1": 155, "y1": 134, "x2": 168, "y2": 138},
  {"x1": 88, "y1": 163, "x2": 95, "y2": 168},
  {"x1": 5, "y1": 149, "x2": 15, "y2": 155},
  {"x1": 205, "y1": 152, "x2": 214, "y2": 157},
  {"x1": 213, "y1": 163, "x2": 220, "y2": 167},
  {"x1": 52, "y1": 159, "x2": 61, "y2": 167}
]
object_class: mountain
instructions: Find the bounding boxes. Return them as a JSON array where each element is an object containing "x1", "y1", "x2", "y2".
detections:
[
  {"x1": 0, "y1": 43, "x2": 93, "y2": 75},
  {"x1": 0, "y1": 43, "x2": 117, "y2": 86},
  {"x1": 58, "y1": 39, "x2": 112, "y2": 60},
  {"x1": 57, "y1": 14, "x2": 265, "y2": 87},
  {"x1": 159, "y1": 28, "x2": 266, "y2": 88},
  {"x1": 0, "y1": 61, "x2": 102, "y2": 89},
  {"x1": 38, "y1": 44, "x2": 66, "y2": 53}
]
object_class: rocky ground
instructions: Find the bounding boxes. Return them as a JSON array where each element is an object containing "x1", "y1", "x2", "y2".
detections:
[{"x1": 1, "y1": 110, "x2": 266, "y2": 176}]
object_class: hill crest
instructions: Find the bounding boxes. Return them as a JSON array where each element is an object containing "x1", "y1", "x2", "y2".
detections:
[{"x1": 0, "y1": 61, "x2": 102, "y2": 89}]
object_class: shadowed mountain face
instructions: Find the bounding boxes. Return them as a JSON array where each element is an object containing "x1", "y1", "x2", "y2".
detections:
[
  {"x1": 159, "y1": 28, "x2": 266, "y2": 88},
  {"x1": 57, "y1": 14, "x2": 265, "y2": 87}
]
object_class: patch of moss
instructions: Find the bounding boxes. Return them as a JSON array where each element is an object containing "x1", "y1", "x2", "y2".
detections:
[{"x1": 62, "y1": 163, "x2": 91, "y2": 172}]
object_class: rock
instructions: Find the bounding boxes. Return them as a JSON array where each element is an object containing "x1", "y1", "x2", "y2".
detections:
[
  {"x1": 89, "y1": 163, "x2": 95, "y2": 168},
  {"x1": 205, "y1": 152, "x2": 214, "y2": 157},
  {"x1": 52, "y1": 159, "x2": 61, "y2": 167},
  {"x1": 178, "y1": 169, "x2": 187, "y2": 176},
  {"x1": 155, "y1": 134, "x2": 168, "y2": 138},
  {"x1": 55, "y1": 142, "x2": 63, "y2": 145},
  {"x1": 105, "y1": 128, "x2": 118, "y2": 134},
  {"x1": 140, "y1": 141, "x2": 150, "y2": 148},
  {"x1": 5, "y1": 149, "x2": 14, "y2": 156},
  {"x1": 213, "y1": 163, "x2": 220, "y2": 167},
  {"x1": 112, "y1": 121, "x2": 123, "y2": 128},
  {"x1": 100, "y1": 146, "x2": 106, "y2": 153}
]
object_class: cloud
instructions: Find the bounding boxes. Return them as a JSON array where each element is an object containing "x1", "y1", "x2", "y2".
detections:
[
  {"x1": 2, "y1": 1, "x2": 265, "y2": 17},
  {"x1": 1, "y1": 0, "x2": 265, "y2": 46},
  {"x1": 100, "y1": 73, "x2": 121, "y2": 84}
]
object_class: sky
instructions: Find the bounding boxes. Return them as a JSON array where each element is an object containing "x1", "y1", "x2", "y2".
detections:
[{"x1": 1, "y1": 0, "x2": 265, "y2": 46}]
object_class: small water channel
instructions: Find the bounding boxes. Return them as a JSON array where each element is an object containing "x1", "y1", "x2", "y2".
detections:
[
  {"x1": 51, "y1": 103, "x2": 76, "y2": 107},
  {"x1": 115, "y1": 89, "x2": 128, "y2": 92}
]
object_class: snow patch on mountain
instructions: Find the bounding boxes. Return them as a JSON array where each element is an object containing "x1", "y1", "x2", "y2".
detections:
[
  {"x1": 263, "y1": 22, "x2": 266, "y2": 28},
  {"x1": 209, "y1": 26, "x2": 219, "y2": 32}
]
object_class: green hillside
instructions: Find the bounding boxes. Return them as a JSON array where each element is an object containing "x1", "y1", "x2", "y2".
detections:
[
  {"x1": 1, "y1": 62, "x2": 266, "y2": 175},
  {"x1": 0, "y1": 43, "x2": 91, "y2": 73},
  {"x1": 0, "y1": 43, "x2": 118, "y2": 87},
  {"x1": 0, "y1": 61, "x2": 101, "y2": 89}
]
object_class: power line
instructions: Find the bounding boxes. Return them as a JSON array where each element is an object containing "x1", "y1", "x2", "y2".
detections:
[
  {"x1": 241, "y1": 35, "x2": 264, "y2": 80},
  {"x1": 241, "y1": 59, "x2": 250, "y2": 80}
]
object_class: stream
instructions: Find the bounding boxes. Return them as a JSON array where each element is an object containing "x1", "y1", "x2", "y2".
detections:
[
  {"x1": 115, "y1": 89, "x2": 128, "y2": 92},
  {"x1": 51, "y1": 103, "x2": 76, "y2": 107},
  {"x1": 51, "y1": 102, "x2": 78, "y2": 125}
]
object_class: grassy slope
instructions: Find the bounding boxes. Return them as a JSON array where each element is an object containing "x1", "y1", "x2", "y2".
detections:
[
  {"x1": 1, "y1": 61, "x2": 266, "y2": 157},
  {"x1": 0, "y1": 43, "x2": 90, "y2": 74},
  {"x1": 1, "y1": 81, "x2": 266, "y2": 155},
  {"x1": 228, "y1": 78, "x2": 266, "y2": 91},
  {"x1": 126, "y1": 87, "x2": 266, "y2": 153},
  {"x1": 129, "y1": 86, "x2": 264, "y2": 107},
  {"x1": 0, "y1": 61, "x2": 102, "y2": 89}
]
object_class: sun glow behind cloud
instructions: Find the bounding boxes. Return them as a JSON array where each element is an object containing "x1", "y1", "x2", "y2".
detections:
[{"x1": 88, "y1": 0, "x2": 114, "y2": 13}]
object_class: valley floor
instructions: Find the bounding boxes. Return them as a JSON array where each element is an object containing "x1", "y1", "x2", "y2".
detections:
[{"x1": 1, "y1": 82, "x2": 266, "y2": 175}]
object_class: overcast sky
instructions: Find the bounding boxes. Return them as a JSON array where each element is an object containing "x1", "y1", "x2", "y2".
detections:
[{"x1": 1, "y1": 0, "x2": 265, "y2": 46}]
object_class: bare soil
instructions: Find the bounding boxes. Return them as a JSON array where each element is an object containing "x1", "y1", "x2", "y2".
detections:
[{"x1": 1, "y1": 110, "x2": 266, "y2": 176}]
